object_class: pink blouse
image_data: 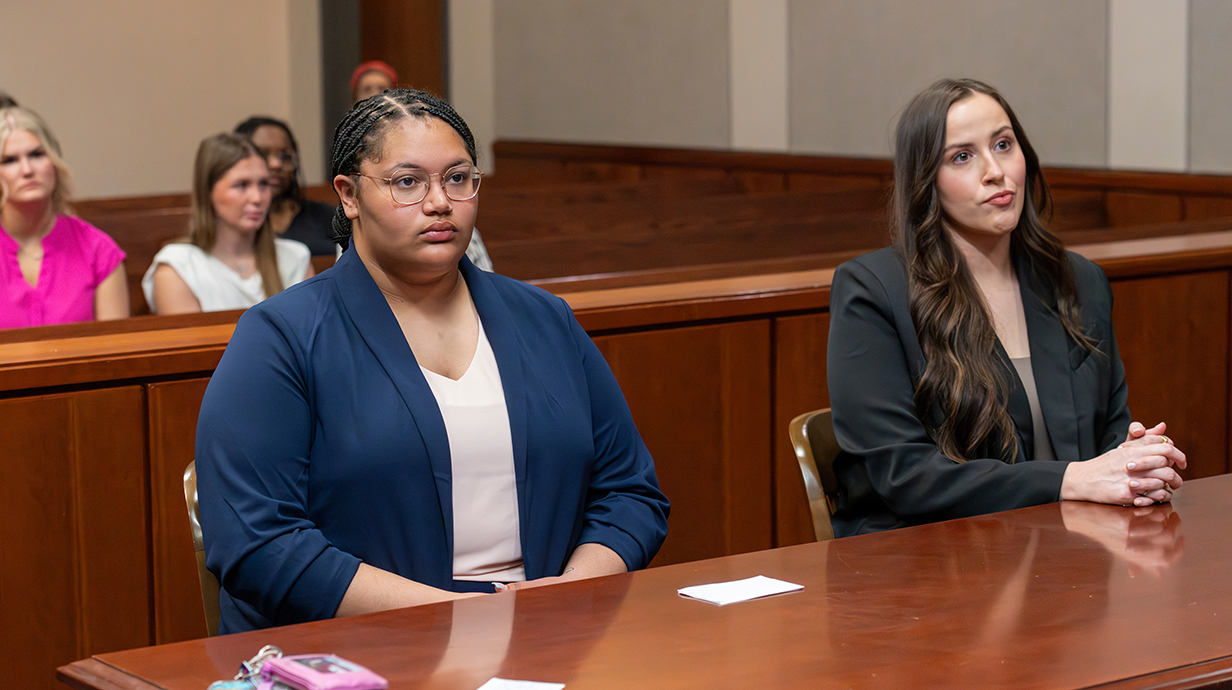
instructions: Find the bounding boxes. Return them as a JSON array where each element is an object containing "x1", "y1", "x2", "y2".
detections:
[{"x1": 0, "y1": 215, "x2": 126, "y2": 329}]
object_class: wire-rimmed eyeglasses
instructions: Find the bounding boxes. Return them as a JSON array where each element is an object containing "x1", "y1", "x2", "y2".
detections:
[{"x1": 350, "y1": 166, "x2": 482, "y2": 206}]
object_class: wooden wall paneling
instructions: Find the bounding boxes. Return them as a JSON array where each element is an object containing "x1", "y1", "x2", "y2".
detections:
[
  {"x1": 0, "y1": 387, "x2": 148, "y2": 690},
  {"x1": 487, "y1": 157, "x2": 568, "y2": 186},
  {"x1": 1048, "y1": 188, "x2": 1109, "y2": 231},
  {"x1": 772, "y1": 312, "x2": 832, "y2": 547},
  {"x1": 786, "y1": 172, "x2": 889, "y2": 193},
  {"x1": 562, "y1": 161, "x2": 644, "y2": 184},
  {"x1": 733, "y1": 170, "x2": 788, "y2": 192},
  {"x1": 592, "y1": 320, "x2": 773, "y2": 565},
  {"x1": 147, "y1": 378, "x2": 213, "y2": 643},
  {"x1": 1105, "y1": 191, "x2": 1184, "y2": 227},
  {"x1": 1109, "y1": 270, "x2": 1230, "y2": 478},
  {"x1": 359, "y1": 0, "x2": 444, "y2": 95},
  {"x1": 1184, "y1": 195, "x2": 1232, "y2": 221},
  {"x1": 641, "y1": 164, "x2": 729, "y2": 181}
]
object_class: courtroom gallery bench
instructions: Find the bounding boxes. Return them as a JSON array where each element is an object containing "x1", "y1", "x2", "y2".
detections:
[{"x1": 9, "y1": 144, "x2": 1232, "y2": 690}]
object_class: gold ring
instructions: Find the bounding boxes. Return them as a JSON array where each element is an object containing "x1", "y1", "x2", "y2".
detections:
[{"x1": 1160, "y1": 435, "x2": 1173, "y2": 445}]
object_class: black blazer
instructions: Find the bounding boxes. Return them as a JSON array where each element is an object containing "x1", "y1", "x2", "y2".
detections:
[{"x1": 827, "y1": 246, "x2": 1130, "y2": 537}]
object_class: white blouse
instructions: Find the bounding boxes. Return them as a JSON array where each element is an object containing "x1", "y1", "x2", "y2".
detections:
[
  {"x1": 420, "y1": 317, "x2": 524, "y2": 582},
  {"x1": 141, "y1": 238, "x2": 311, "y2": 313}
]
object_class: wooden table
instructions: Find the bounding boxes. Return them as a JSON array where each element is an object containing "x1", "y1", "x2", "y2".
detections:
[{"x1": 58, "y1": 474, "x2": 1232, "y2": 690}]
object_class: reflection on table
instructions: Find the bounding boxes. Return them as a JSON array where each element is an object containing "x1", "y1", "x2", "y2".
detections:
[{"x1": 59, "y1": 475, "x2": 1232, "y2": 690}]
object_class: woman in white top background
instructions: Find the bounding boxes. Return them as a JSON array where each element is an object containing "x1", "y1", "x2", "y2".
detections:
[{"x1": 143, "y1": 133, "x2": 312, "y2": 314}]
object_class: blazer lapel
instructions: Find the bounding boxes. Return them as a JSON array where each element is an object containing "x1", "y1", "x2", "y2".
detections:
[
  {"x1": 1020, "y1": 264, "x2": 1080, "y2": 462},
  {"x1": 333, "y1": 249, "x2": 455, "y2": 555},
  {"x1": 462, "y1": 259, "x2": 532, "y2": 549}
]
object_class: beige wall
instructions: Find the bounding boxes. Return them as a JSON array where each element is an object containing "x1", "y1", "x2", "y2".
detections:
[
  {"x1": 0, "y1": 0, "x2": 322, "y2": 199},
  {"x1": 470, "y1": 0, "x2": 1227, "y2": 174},
  {"x1": 492, "y1": 0, "x2": 731, "y2": 149},
  {"x1": 8, "y1": 1, "x2": 1232, "y2": 199},
  {"x1": 1190, "y1": 0, "x2": 1232, "y2": 174},
  {"x1": 788, "y1": 0, "x2": 1108, "y2": 167}
]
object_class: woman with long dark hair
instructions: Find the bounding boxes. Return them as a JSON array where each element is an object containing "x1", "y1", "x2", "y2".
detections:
[
  {"x1": 826, "y1": 78, "x2": 1186, "y2": 537},
  {"x1": 235, "y1": 116, "x2": 337, "y2": 256}
]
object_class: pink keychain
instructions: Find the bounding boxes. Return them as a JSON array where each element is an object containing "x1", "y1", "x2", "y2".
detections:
[{"x1": 257, "y1": 654, "x2": 388, "y2": 690}]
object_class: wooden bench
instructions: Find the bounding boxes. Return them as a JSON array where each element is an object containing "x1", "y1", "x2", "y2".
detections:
[
  {"x1": 493, "y1": 140, "x2": 1232, "y2": 225},
  {"x1": 5, "y1": 207, "x2": 1232, "y2": 689}
]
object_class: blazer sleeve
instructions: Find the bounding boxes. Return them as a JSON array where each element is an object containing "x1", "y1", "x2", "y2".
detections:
[
  {"x1": 197, "y1": 305, "x2": 362, "y2": 626},
  {"x1": 567, "y1": 313, "x2": 670, "y2": 570},
  {"x1": 827, "y1": 257, "x2": 1069, "y2": 529}
]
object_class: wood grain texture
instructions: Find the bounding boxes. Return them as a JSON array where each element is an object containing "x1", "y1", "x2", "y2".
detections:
[
  {"x1": 58, "y1": 474, "x2": 1232, "y2": 690},
  {"x1": 148, "y1": 379, "x2": 212, "y2": 643},
  {"x1": 773, "y1": 313, "x2": 832, "y2": 547},
  {"x1": 1106, "y1": 191, "x2": 1185, "y2": 227},
  {"x1": 0, "y1": 388, "x2": 148, "y2": 690},
  {"x1": 360, "y1": 0, "x2": 444, "y2": 96},
  {"x1": 593, "y1": 320, "x2": 773, "y2": 564},
  {"x1": 1111, "y1": 271, "x2": 1230, "y2": 478}
]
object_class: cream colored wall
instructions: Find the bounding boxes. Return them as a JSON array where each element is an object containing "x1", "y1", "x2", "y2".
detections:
[
  {"x1": 8, "y1": 0, "x2": 1232, "y2": 199},
  {"x1": 1189, "y1": 0, "x2": 1232, "y2": 174},
  {"x1": 463, "y1": 0, "x2": 1232, "y2": 174},
  {"x1": 0, "y1": 0, "x2": 323, "y2": 199},
  {"x1": 788, "y1": 0, "x2": 1109, "y2": 168},
  {"x1": 491, "y1": 0, "x2": 730, "y2": 150}
]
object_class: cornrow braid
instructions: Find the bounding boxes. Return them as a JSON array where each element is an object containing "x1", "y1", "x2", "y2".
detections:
[{"x1": 329, "y1": 89, "x2": 478, "y2": 248}]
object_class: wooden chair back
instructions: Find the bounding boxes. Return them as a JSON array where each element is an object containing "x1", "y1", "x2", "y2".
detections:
[
  {"x1": 182, "y1": 461, "x2": 221, "y2": 636},
  {"x1": 788, "y1": 408, "x2": 841, "y2": 541}
]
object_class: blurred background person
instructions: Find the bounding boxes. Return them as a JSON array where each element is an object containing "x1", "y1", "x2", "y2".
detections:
[
  {"x1": 1, "y1": 106, "x2": 129, "y2": 328},
  {"x1": 236, "y1": 116, "x2": 337, "y2": 256},
  {"x1": 142, "y1": 132, "x2": 312, "y2": 314},
  {"x1": 350, "y1": 59, "x2": 398, "y2": 102}
]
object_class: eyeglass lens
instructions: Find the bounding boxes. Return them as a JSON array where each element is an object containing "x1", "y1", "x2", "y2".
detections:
[{"x1": 390, "y1": 167, "x2": 481, "y2": 204}]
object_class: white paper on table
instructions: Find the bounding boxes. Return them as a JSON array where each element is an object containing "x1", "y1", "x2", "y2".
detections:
[
  {"x1": 475, "y1": 679, "x2": 565, "y2": 690},
  {"x1": 677, "y1": 575, "x2": 804, "y2": 606}
]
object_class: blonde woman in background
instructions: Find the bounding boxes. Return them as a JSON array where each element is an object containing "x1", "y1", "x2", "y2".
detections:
[{"x1": 0, "y1": 106, "x2": 129, "y2": 328}]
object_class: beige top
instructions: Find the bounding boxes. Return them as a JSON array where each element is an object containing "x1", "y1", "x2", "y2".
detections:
[
  {"x1": 1010, "y1": 356, "x2": 1057, "y2": 463},
  {"x1": 421, "y1": 317, "x2": 525, "y2": 582}
]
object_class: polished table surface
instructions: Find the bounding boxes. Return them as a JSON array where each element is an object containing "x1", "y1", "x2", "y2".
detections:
[{"x1": 59, "y1": 474, "x2": 1232, "y2": 690}]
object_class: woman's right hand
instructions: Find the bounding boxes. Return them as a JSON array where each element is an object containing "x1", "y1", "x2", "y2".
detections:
[
  {"x1": 1060, "y1": 435, "x2": 1186, "y2": 507},
  {"x1": 335, "y1": 563, "x2": 485, "y2": 618}
]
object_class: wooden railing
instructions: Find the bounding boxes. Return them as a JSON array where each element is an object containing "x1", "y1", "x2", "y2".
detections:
[{"x1": 7, "y1": 143, "x2": 1232, "y2": 689}]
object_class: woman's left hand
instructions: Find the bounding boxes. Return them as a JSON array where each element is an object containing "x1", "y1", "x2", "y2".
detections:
[{"x1": 1121, "y1": 421, "x2": 1173, "y2": 452}]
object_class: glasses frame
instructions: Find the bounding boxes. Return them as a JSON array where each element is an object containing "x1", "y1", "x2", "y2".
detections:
[{"x1": 350, "y1": 166, "x2": 483, "y2": 206}]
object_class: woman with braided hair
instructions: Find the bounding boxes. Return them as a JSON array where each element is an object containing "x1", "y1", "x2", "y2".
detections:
[
  {"x1": 826, "y1": 78, "x2": 1186, "y2": 537},
  {"x1": 196, "y1": 89, "x2": 668, "y2": 633}
]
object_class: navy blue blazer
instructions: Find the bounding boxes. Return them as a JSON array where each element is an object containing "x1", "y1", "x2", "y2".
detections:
[
  {"x1": 827, "y1": 247, "x2": 1130, "y2": 537},
  {"x1": 197, "y1": 250, "x2": 669, "y2": 632}
]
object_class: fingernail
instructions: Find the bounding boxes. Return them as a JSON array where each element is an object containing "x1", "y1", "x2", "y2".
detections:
[
  {"x1": 1127, "y1": 462, "x2": 1137, "y2": 469},
  {"x1": 1130, "y1": 481, "x2": 1140, "y2": 488}
]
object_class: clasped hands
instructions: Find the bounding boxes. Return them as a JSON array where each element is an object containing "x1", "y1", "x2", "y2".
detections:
[{"x1": 1061, "y1": 421, "x2": 1186, "y2": 508}]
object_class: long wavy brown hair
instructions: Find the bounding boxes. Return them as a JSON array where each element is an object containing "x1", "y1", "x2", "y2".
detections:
[{"x1": 894, "y1": 78, "x2": 1092, "y2": 463}]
